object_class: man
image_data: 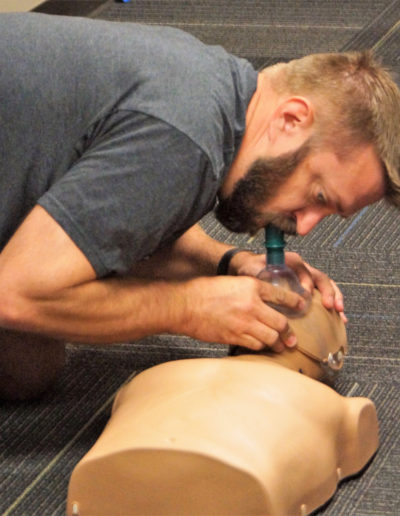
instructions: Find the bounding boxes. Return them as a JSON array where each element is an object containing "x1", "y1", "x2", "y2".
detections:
[{"x1": 0, "y1": 13, "x2": 399, "y2": 400}]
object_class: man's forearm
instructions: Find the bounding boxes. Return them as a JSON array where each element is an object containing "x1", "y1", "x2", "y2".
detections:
[
  {"x1": 132, "y1": 224, "x2": 238, "y2": 280},
  {"x1": 3, "y1": 275, "x2": 188, "y2": 343},
  {"x1": 0, "y1": 205, "x2": 190, "y2": 343}
]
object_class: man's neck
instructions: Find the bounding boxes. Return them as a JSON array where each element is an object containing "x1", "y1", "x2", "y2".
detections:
[{"x1": 220, "y1": 73, "x2": 278, "y2": 198}]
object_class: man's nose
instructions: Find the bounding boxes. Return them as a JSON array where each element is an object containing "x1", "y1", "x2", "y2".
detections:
[{"x1": 294, "y1": 209, "x2": 327, "y2": 235}]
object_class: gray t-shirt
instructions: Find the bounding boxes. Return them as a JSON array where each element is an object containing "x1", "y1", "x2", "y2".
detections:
[{"x1": 0, "y1": 13, "x2": 257, "y2": 277}]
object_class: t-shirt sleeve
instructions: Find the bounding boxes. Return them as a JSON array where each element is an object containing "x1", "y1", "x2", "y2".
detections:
[{"x1": 37, "y1": 111, "x2": 217, "y2": 277}]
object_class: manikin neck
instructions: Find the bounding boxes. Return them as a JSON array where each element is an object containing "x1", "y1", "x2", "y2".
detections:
[{"x1": 229, "y1": 349, "x2": 324, "y2": 381}]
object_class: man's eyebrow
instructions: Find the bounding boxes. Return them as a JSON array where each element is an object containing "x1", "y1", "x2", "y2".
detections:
[{"x1": 322, "y1": 182, "x2": 349, "y2": 216}]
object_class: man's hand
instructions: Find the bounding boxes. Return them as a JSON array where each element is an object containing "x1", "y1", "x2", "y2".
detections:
[
  {"x1": 229, "y1": 250, "x2": 347, "y2": 323},
  {"x1": 177, "y1": 275, "x2": 305, "y2": 351},
  {"x1": 285, "y1": 252, "x2": 347, "y2": 323}
]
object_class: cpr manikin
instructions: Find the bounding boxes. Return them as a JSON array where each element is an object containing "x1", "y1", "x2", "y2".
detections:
[{"x1": 67, "y1": 291, "x2": 379, "y2": 516}]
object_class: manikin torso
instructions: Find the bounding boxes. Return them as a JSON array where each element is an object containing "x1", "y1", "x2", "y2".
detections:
[{"x1": 67, "y1": 292, "x2": 379, "y2": 516}]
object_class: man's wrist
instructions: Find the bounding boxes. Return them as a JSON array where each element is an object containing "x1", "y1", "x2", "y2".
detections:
[{"x1": 216, "y1": 248, "x2": 252, "y2": 276}]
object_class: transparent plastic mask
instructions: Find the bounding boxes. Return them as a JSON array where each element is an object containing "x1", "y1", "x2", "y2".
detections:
[{"x1": 258, "y1": 225, "x2": 311, "y2": 317}]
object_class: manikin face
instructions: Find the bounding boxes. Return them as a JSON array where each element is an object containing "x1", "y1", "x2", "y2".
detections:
[
  {"x1": 216, "y1": 142, "x2": 385, "y2": 236},
  {"x1": 230, "y1": 290, "x2": 348, "y2": 381}
]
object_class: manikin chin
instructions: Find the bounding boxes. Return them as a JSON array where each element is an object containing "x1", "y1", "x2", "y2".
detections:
[{"x1": 67, "y1": 291, "x2": 379, "y2": 516}]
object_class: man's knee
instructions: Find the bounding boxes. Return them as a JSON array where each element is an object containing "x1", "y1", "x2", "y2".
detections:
[{"x1": 0, "y1": 329, "x2": 65, "y2": 401}]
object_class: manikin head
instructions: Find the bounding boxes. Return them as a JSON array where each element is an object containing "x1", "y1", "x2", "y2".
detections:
[
  {"x1": 217, "y1": 51, "x2": 400, "y2": 236},
  {"x1": 230, "y1": 290, "x2": 348, "y2": 382}
]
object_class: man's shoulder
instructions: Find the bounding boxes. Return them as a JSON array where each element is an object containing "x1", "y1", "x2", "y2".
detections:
[
  {"x1": 0, "y1": 13, "x2": 257, "y2": 177},
  {"x1": 114, "y1": 24, "x2": 257, "y2": 176}
]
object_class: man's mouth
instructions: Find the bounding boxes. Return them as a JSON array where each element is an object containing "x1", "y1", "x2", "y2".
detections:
[{"x1": 258, "y1": 212, "x2": 297, "y2": 235}]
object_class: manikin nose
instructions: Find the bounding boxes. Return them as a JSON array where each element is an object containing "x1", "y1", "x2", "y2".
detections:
[{"x1": 294, "y1": 210, "x2": 326, "y2": 235}]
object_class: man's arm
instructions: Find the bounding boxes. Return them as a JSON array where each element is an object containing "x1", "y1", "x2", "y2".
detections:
[
  {"x1": 0, "y1": 206, "x2": 302, "y2": 349},
  {"x1": 132, "y1": 224, "x2": 242, "y2": 280},
  {"x1": 133, "y1": 223, "x2": 346, "y2": 320}
]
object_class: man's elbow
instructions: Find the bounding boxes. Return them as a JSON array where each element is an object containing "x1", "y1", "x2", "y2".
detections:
[{"x1": 0, "y1": 289, "x2": 39, "y2": 332}]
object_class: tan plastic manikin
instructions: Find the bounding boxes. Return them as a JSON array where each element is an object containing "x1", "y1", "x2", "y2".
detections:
[{"x1": 67, "y1": 291, "x2": 379, "y2": 516}]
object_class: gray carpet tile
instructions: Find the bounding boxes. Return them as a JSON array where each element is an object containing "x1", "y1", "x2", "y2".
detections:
[
  {"x1": 374, "y1": 17, "x2": 400, "y2": 65},
  {"x1": 337, "y1": 284, "x2": 399, "y2": 359},
  {"x1": 92, "y1": 0, "x2": 391, "y2": 26},
  {"x1": 91, "y1": 0, "x2": 394, "y2": 64},
  {"x1": 342, "y1": 0, "x2": 400, "y2": 54}
]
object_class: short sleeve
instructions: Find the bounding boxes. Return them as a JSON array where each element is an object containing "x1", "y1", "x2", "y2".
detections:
[{"x1": 38, "y1": 111, "x2": 217, "y2": 277}]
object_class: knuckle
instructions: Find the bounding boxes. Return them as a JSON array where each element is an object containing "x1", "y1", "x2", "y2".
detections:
[
  {"x1": 229, "y1": 320, "x2": 246, "y2": 337},
  {"x1": 264, "y1": 306, "x2": 288, "y2": 332},
  {"x1": 237, "y1": 298, "x2": 255, "y2": 316},
  {"x1": 242, "y1": 275, "x2": 257, "y2": 287},
  {"x1": 274, "y1": 289, "x2": 287, "y2": 305},
  {"x1": 239, "y1": 277, "x2": 259, "y2": 296},
  {"x1": 274, "y1": 288, "x2": 296, "y2": 307},
  {"x1": 264, "y1": 329, "x2": 279, "y2": 345},
  {"x1": 316, "y1": 269, "x2": 329, "y2": 281},
  {"x1": 276, "y1": 317, "x2": 289, "y2": 333},
  {"x1": 287, "y1": 251, "x2": 300, "y2": 262}
]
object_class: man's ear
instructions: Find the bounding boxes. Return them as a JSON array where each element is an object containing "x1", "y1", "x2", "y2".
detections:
[{"x1": 268, "y1": 97, "x2": 314, "y2": 142}]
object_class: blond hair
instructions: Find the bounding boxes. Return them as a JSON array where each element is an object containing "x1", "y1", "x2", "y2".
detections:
[{"x1": 262, "y1": 51, "x2": 400, "y2": 207}]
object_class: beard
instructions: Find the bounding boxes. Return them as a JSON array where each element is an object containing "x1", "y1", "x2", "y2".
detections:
[{"x1": 215, "y1": 139, "x2": 312, "y2": 235}]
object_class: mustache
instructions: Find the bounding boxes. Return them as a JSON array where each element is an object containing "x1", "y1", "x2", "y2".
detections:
[
  {"x1": 268, "y1": 214, "x2": 297, "y2": 235},
  {"x1": 215, "y1": 201, "x2": 298, "y2": 236}
]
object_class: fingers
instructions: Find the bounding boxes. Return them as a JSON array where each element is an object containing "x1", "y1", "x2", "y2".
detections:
[
  {"x1": 329, "y1": 279, "x2": 348, "y2": 323},
  {"x1": 278, "y1": 322, "x2": 298, "y2": 348},
  {"x1": 226, "y1": 279, "x2": 299, "y2": 352},
  {"x1": 258, "y1": 281, "x2": 306, "y2": 312},
  {"x1": 244, "y1": 308, "x2": 298, "y2": 351},
  {"x1": 330, "y1": 279, "x2": 344, "y2": 311},
  {"x1": 287, "y1": 252, "x2": 347, "y2": 320},
  {"x1": 306, "y1": 265, "x2": 343, "y2": 307},
  {"x1": 302, "y1": 265, "x2": 348, "y2": 322}
]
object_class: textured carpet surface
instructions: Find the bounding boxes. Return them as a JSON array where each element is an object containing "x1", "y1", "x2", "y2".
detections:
[
  {"x1": 1, "y1": 1, "x2": 399, "y2": 515},
  {"x1": 91, "y1": 0, "x2": 396, "y2": 68}
]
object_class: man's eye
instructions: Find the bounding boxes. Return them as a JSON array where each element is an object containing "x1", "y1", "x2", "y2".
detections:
[{"x1": 316, "y1": 192, "x2": 327, "y2": 205}]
